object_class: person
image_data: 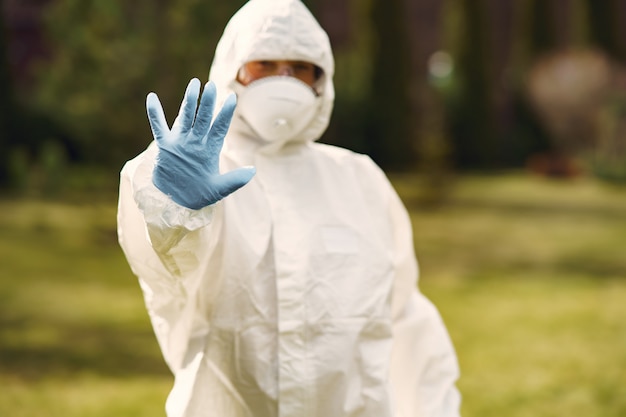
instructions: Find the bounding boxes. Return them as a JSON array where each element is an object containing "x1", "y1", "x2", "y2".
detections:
[{"x1": 117, "y1": 0, "x2": 462, "y2": 416}]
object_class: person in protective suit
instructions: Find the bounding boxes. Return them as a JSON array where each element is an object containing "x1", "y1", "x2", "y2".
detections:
[{"x1": 117, "y1": 0, "x2": 462, "y2": 416}]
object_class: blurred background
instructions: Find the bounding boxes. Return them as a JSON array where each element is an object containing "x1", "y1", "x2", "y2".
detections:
[
  {"x1": 0, "y1": 0, "x2": 625, "y2": 416},
  {"x1": 2, "y1": 0, "x2": 626, "y2": 189}
]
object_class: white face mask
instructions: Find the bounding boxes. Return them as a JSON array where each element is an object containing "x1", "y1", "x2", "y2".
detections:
[{"x1": 235, "y1": 76, "x2": 319, "y2": 143}]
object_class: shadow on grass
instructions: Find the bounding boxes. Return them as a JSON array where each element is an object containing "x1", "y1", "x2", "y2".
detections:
[
  {"x1": 405, "y1": 194, "x2": 626, "y2": 223},
  {"x1": 0, "y1": 314, "x2": 171, "y2": 381}
]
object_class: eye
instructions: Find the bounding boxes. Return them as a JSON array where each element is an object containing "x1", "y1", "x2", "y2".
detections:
[
  {"x1": 293, "y1": 62, "x2": 315, "y2": 73},
  {"x1": 258, "y1": 61, "x2": 276, "y2": 70}
]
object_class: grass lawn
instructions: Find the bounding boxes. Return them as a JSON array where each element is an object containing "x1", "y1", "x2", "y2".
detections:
[{"x1": 1, "y1": 173, "x2": 625, "y2": 416}]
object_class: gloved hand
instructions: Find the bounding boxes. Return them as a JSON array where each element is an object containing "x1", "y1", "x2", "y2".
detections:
[{"x1": 146, "y1": 78, "x2": 256, "y2": 210}]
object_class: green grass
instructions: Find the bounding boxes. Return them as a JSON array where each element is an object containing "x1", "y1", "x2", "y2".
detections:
[
  {"x1": 1, "y1": 173, "x2": 625, "y2": 416},
  {"x1": 400, "y1": 174, "x2": 626, "y2": 417},
  {"x1": 0, "y1": 196, "x2": 172, "y2": 416}
]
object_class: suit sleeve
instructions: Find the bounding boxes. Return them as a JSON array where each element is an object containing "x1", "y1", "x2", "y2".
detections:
[
  {"x1": 117, "y1": 142, "x2": 218, "y2": 373},
  {"x1": 385, "y1": 177, "x2": 462, "y2": 417}
]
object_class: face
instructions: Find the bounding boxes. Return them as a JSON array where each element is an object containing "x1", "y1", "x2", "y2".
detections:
[{"x1": 237, "y1": 60, "x2": 320, "y2": 87}]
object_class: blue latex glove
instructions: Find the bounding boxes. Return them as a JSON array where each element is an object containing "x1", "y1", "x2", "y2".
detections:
[{"x1": 147, "y1": 78, "x2": 256, "y2": 209}]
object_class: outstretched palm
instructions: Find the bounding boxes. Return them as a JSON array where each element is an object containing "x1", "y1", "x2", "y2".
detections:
[{"x1": 147, "y1": 79, "x2": 255, "y2": 209}]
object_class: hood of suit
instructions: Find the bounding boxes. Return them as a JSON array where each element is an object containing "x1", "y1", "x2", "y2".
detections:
[{"x1": 208, "y1": 0, "x2": 335, "y2": 152}]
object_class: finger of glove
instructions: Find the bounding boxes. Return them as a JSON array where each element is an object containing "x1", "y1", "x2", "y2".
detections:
[
  {"x1": 205, "y1": 93, "x2": 236, "y2": 157},
  {"x1": 193, "y1": 81, "x2": 217, "y2": 140},
  {"x1": 171, "y1": 78, "x2": 201, "y2": 136},
  {"x1": 146, "y1": 93, "x2": 169, "y2": 144},
  {"x1": 213, "y1": 166, "x2": 256, "y2": 199}
]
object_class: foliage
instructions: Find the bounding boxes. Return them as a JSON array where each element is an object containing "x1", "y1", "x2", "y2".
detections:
[
  {"x1": 2, "y1": 0, "x2": 624, "y2": 185},
  {"x1": 32, "y1": 0, "x2": 245, "y2": 167}
]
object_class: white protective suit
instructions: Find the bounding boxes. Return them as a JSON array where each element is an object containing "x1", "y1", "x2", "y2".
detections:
[{"x1": 117, "y1": 1, "x2": 462, "y2": 416}]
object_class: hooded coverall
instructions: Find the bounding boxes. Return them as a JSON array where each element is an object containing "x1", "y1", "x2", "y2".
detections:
[{"x1": 117, "y1": 1, "x2": 462, "y2": 416}]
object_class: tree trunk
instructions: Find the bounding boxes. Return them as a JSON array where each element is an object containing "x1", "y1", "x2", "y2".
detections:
[
  {"x1": 451, "y1": 0, "x2": 493, "y2": 168},
  {"x1": 486, "y1": 0, "x2": 516, "y2": 165},
  {"x1": 311, "y1": 0, "x2": 352, "y2": 49},
  {"x1": 403, "y1": 0, "x2": 451, "y2": 202},
  {"x1": 528, "y1": 0, "x2": 574, "y2": 55},
  {"x1": 612, "y1": 0, "x2": 626, "y2": 63},
  {"x1": 367, "y1": 0, "x2": 413, "y2": 170},
  {"x1": 586, "y1": 0, "x2": 626, "y2": 63},
  {"x1": 0, "y1": 0, "x2": 16, "y2": 185}
]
